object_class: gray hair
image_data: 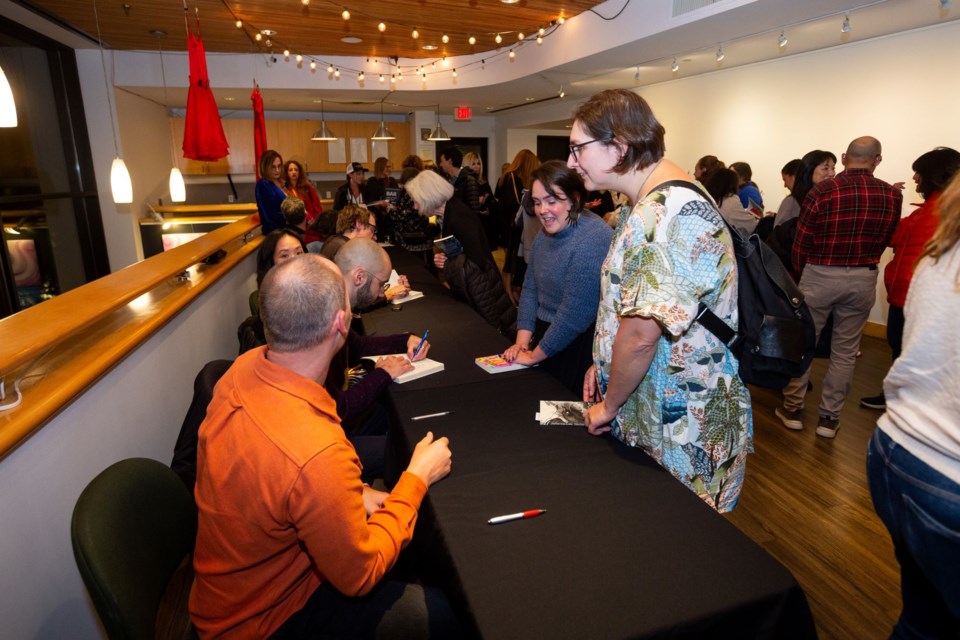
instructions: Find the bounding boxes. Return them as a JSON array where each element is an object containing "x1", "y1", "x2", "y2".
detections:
[
  {"x1": 334, "y1": 237, "x2": 390, "y2": 277},
  {"x1": 260, "y1": 254, "x2": 345, "y2": 352},
  {"x1": 404, "y1": 169, "x2": 454, "y2": 214}
]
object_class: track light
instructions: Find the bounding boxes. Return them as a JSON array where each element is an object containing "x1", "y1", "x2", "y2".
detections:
[
  {"x1": 671, "y1": 57, "x2": 679, "y2": 73},
  {"x1": 841, "y1": 14, "x2": 851, "y2": 33},
  {"x1": 778, "y1": 31, "x2": 788, "y2": 47},
  {"x1": 716, "y1": 45, "x2": 725, "y2": 62}
]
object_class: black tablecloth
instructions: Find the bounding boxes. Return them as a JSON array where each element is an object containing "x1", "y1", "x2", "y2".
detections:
[{"x1": 364, "y1": 247, "x2": 817, "y2": 639}]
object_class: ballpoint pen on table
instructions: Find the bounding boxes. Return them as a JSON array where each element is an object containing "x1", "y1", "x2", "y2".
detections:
[
  {"x1": 411, "y1": 411, "x2": 451, "y2": 421},
  {"x1": 412, "y1": 329, "x2": 429, "y2": 359},
  {"x1": 487, "y1": 509, "x2": 547, "y2": 525}
]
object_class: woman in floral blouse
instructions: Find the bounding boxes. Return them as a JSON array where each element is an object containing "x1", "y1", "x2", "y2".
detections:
[{"x1": 569, "y1": 89, "x2": 752, "y2": 512}]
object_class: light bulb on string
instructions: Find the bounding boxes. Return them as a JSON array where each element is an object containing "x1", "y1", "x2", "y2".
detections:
[
  {"x1": 255, "y1": 33, "x2": 262, "y2": 41},
  {"x1": 341, "y1": 8, "x2": 350, "y2": 20},
  {"x1": 302, "y1": 0, "x2": 309, "y2": 4},
  {"x1": 495, "y1": 33, "x2": 502, "y2": 44},
  {"x1": 283, "y1": 49, "x2": 290, "y2": 59},
  {"x1": 379, "y1": 74, "x2": 384, "y2": 83},
  {"x1": 334, "y1": 68, "x2": 340, "y2": 78},
  {"x1": 310, "y1": 60, "x2": 316, "y2": 71},
  {"x1": 235, "y1": 19, "x2": 242, "y2": 29},
  {"x1": 509, "y1": 49, "x2": 515, "y2": 60},
  {"x1": 539, "y1": 27, "x2": 545, "y2": 37},
  {"x1": 378, "y1": 22, "x2": 386, "y2": 32},
  {"x1": 296, "y1": 54, "x2": 303, "y2": 64},
  {"x1": 452, "y1": 68, "x2": 457, "y2": 77},
  {"x1": 442, "y1": 34, "x2": 449, "y2": 44},
  {"x1": 358, "y1": 71, "x2": 364, "y2": 81},
  {"x1": 412, "y1": 28, "x2": 419, "y2": 39},
  {"x1": 537, "y1": 35, "x2": 543, "y2": 45},
  {"x1": 442, "y1": 57, "x2": 449, "y2": 67},
  {"x1": 558, "y1": 16, "x2": 565, "y2": 24},
  {"x1": 518, "y1": 32, "x2": 524, "y2": 41},
  {"x1": 391, "y1": 74, "x2": 396, "y2": 83},
  {"x1": 469, "y1": 35, "x2": 476, "y2": 45},
  {"x1": 327, "y1": 63, "x2": 334, "y2": 73}
]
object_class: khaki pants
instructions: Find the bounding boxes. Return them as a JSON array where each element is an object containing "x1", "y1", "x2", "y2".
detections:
[{"x1": 782, "y1": 263, "x2": 877, "y2": 418}]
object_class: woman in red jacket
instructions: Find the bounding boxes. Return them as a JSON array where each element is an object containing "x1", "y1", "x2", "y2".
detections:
[
  {"x1": 861, "y1": 146, "x2": 960, "y2": 409},
  {"x1": 284, "y1": 160, "x2": 324, "y2": 245}
]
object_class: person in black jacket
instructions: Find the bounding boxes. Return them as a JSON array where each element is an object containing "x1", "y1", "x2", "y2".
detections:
[
  {"x1": 405, "y1": 169, "x2": 516, "y2": 335},
  {"x1": 438, "y1": 146, "x2": 482, "y2": 213}
]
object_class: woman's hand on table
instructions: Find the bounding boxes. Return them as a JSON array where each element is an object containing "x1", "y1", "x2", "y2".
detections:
[
  {"x1": 376, "y1": 355, "x2": 415, "y2": 380},
  {"x1": 502, "y1": 342, "x2": 528, "y2": 362},
  {"x1": 583, "y1": 400, "x2": 617, "y2": 436}
]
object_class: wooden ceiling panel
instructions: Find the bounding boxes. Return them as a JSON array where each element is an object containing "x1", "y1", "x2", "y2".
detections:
[{"x1": 19, "y1": 0, "x2": 598, "y2": 59}]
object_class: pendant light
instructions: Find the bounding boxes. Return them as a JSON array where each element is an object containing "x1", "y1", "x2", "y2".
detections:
[
  {"x1": 371, "y1": 100, "x2": 395, "y2": 140},
  {"x1": 427, "y1": 105, "x2": 450, "y2": 141},
  {"x1": 310, "y1": 99, "x2": 338, "y2": 140},
  {"x1": 93, "y1": 0, "x2": 132, "y2": 203},
  {"x1": 153, "y1": 30, "x2": 186, "y2": 202},
  {"x1": 0, "y1": 63, "x2": 16, "y2": 127}
]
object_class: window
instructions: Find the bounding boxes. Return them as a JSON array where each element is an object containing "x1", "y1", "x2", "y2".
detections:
[{"x1": 0, "y1": 16, "x2": 109, "y2": 318}]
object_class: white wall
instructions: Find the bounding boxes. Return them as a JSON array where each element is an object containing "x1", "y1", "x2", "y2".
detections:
[
  {"x1": 0, "y1": 256, "x2": 257, "y2": 639},
  {"x1": 508, "y1": 20, "x2": 960, "y2": 324}
]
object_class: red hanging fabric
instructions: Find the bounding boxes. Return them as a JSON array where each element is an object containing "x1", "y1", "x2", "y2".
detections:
[
  {"x1": 183, "y1": 22, "x2": 228, "y2": 161},
  {"x1": 251, "y1": 87, "x2": 267, "y2": 178}
]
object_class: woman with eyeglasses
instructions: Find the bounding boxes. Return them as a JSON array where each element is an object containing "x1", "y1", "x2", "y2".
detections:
[
  {"x1": 568, "y1": 89, "x2": 751, "y2": 513},
  {"x1": 502, "y1": 161, "x2": 612, "y2": 395}
]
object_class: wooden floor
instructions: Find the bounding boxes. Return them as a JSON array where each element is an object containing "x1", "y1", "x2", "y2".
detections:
[{"x1": 725, "y1": 335, "x2": 902, "y2": 639}]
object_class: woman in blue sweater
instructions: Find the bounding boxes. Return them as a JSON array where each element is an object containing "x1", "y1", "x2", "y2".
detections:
[{"x1": 503, "y1": 160, "x2": 613, "y2": 394}]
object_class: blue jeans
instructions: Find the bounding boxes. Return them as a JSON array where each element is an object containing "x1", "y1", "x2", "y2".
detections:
[{"x1": 867, "y1": 429, "x2": 960, "y2": 639}]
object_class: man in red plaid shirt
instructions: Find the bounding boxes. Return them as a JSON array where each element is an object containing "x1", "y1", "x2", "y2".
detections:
[{"x1": 776, "y1": 136, "x2": 902, "y2": 439}]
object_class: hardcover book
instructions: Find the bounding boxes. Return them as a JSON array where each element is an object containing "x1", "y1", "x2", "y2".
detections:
[
  {"x1": 475, "y1": 354, "x2": 530, "y2": 374},
  {"x1": 433, "y1": 235, "x2": 464, "y2": 258}
]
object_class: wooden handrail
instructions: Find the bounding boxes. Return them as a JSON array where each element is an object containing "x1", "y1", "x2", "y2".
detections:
[
  {"x1": 0, "y1": 216, "x2": 259, "y2": 376},
  {"x1": 0, "y1": 215, "x2": 263, "y2": 459}
]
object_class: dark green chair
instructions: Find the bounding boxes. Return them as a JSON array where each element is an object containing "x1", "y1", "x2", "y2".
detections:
[{"x1": 71, "y1": 458, "x2": 198, "y2": 640}]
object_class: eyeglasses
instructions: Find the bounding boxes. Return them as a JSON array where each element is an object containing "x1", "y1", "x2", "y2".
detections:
[
  {"x1": 569, "y1": 138, "x2": 609, "y2": 163},
  {"x1": 363, "y1": 270, "x2": 391, "y2": 293}
]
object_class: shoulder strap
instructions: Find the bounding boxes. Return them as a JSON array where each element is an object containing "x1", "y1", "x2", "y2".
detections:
[{"x1": 646, "y1": 179, "x2": 741, "y2": 346}]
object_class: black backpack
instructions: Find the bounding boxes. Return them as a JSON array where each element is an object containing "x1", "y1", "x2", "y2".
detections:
[{"x1": 659, "y1": 180, "x2": 816, "y2": 389}]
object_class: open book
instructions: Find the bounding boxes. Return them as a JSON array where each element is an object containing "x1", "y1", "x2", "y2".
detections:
[
  {"x1": 366, "y1": 354, "x2": 444, "y2": 384},
  {"x1": 387, "y1": 269, "x2": 423, "y2": 304},
  {"x1": 475, "y1": 354, "x2": 531, "y2": 374},
  {"x1": 433, "y1": 235, "x2": 464, "y2": 258},
  {"x1": 536, "y1": 400, "x2": 595, "y2": 426}
]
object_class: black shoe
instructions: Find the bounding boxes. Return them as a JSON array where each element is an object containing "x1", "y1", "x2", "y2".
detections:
[{"x1": 859, "y1": 393, "x2": 886, "y2": 410}]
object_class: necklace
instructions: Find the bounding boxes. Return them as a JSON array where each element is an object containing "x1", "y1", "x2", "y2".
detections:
[{"x1": 634, "y1": 158, "x2": 664, "y2": 202}]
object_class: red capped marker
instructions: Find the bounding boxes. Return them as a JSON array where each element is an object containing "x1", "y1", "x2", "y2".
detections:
[{"x1": 487, "y1": 509, "x2": 547, "y2": 525}]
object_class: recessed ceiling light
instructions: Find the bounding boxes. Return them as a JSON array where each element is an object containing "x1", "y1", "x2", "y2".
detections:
[
  {"x1": 422, "y1": 44, "x2": 439, "y2": 50},
  {"x1": 260, "y1": 29, "x2": 277, "y2": 37},
  {"x1": 524, "y1": 97, "x2": 535, "y2": 101},
  {"x1": 224, "y1": 97, "x2": 235, "y2": 101},
  {"x1": 500, "y1": 0, "x2": 520, "y2": 3},
  {"x1": 341, "y1": 36, "x2": 362, "y2": 44}
]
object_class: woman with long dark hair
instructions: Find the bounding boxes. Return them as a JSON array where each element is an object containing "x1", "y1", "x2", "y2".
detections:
[
  {"x1": 255, "y1": 150, "x2": 287, "y2": 234},
  {"x1": 502, "y1": 161, "x2": 612, "y2": 394}
]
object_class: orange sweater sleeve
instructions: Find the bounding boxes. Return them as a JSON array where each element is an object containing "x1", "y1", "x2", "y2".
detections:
[{"x1": 289, "y1": 441, "x2": 428, "y2": 597}]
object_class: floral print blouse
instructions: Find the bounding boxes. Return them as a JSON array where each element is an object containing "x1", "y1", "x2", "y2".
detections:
[{"x1": 593, "y1": 183, "x2": 753, "y2": 512}]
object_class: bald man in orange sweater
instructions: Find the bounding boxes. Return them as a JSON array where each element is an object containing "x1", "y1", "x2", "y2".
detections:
[{"x1": 190, "y1": 254, "x2": 459, "y2": 639}]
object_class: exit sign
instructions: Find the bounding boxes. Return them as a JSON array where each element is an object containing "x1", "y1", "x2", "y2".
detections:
[{"x1": 454, "y1": 106, "x2": 472, "y2": 121}]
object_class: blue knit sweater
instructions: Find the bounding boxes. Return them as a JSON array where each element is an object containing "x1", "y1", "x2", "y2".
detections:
[{"x1": 517, "y1": 211, "x2": 612, "y2": 356}]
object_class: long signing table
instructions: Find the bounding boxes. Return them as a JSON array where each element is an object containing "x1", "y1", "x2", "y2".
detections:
[{"x1": 362, "y1": 247, "x2": 817, "y2": 639}]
